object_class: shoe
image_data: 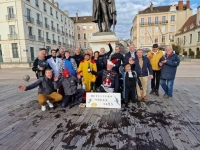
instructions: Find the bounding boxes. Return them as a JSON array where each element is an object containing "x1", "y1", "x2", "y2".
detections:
[
  {"x1": 149, "y1": 90, "x2": 155, "y2": 94},
  {"x1": 168, "y1": 97, "x2": 173, "y2": 100},
  {"x1": 155, "y1": 90, "x2": 159, "y2": 96},
  {"x1": 163, "y1": 93, "x2": 168, "y2": 98},
  {"x1": 41, "y1": 106, "x2": 46, "y2": 111},
  {"x1": 138, "y1": 97, "x2": 142, "y2": 101},
  {"x1": 61, "y1": 102, "x2": 67, "y2": 108},
  {"x1": 47, "y1": 100, "x2": 54, "y2": 108},
  {"x1": 143, "y1": 96, "x2": 148, "y2": 101}
]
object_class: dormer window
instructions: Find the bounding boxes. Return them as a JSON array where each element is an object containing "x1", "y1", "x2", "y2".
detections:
[
  {"x1": 184, "y1": 27, "x2": 187, "y2": 32},
  {"x1": 190, "y1": 24, "x2": 194, "y2": 29}
]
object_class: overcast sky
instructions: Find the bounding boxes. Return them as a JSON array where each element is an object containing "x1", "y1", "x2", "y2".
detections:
[{"x1": 56, "y1": 0, "x2": 199, "y2": 39}]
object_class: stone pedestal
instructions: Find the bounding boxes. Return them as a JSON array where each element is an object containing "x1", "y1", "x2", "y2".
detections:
[{"x1": 89, "y1": 32, "x2": 118, "y2": 51}]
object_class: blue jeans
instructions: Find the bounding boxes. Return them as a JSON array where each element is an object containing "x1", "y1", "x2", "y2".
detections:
[{"x1": 160, "y1": 79, "x2": 174, "y2": 97}]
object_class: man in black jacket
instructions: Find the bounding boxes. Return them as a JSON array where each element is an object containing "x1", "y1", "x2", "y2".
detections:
[
  {"x1": 111, "y1": 45, "x2": 124, "y2": 73},
  {"x1": 18, "y1": 69, "x2": 62, "y2": 111},
  {"x1": 124, "y1": 44, "x2": 137, "y2": 70},
  {"x1": 72, "y1": 48, "x2": 84, "y2": 67}
]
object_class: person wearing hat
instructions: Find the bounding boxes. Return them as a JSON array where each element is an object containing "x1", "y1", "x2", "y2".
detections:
[
  {"x1": 119, "y1": 62, "x2": 143, "y2": 104},
  {"x1": 147, "y1": 44, "x2": 163, "y2": 96},
  {"x1": 47, "y1": 49, "x2": 63, "y2": 77},
  {"x1": 54, "y1": 69, "x2": 84, "y2": 108},
  {"x1": 91, "y1": 60, "x2": 119, "y2": 93},
  {"x1": 78, "y1": 53, "x2": 97, "y2": 92}
]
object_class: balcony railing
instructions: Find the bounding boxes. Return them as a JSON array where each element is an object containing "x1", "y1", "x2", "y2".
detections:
[
  {"x1": 29, "y1": 35, "x2": 35, "y2": 40},
  {"x1": 57, "y1": 29, "x2": 60, "y2": 34},
  {"x1": 45, "y1": 24, "x2": 49, "y2": 29},
  {"x1": 36, "y1": 20, "x2": 43, "y2": 27},
  {"x1": 139, "y1": 20, "x2": 168, "y2": 26},
  {"x1": 27, "y1": 16, "x2": 34, "y2": 23},
  {"x1": 51, "y1": 26, "x2": 55, "y2": 31},
  {"x1": 53, "y1": 40, "x2": 57, "y2": 44},
  {"x1": 46, "y1": 39, "x2": 51, "y2": 43},
  {"x1": 6, "y1": 14, "x2": 16, "y2": 20},
  {"x1": 8, "y1": 34, "x2": 18, "y2": 39},
  {"x1": 62, "y1": 31, "x2": 65, "y2": 35},
  {"x1": 38, "y1": 36, "x2": 44, "y2": 41}
]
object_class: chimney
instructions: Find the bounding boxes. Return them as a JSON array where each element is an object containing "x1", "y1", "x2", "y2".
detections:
[
  {"x1": 197, "y1": 6, "x2": 200, "y2": 26},
  {"x1": 150, "y1": 2, "x2": 153, "y2": 11},
  {"x1": 76, "y1": 13, "x2": 78, "y2": 22},
  {"x1": 54, "y1": 2, "x2": 59, "y2": 8},
  {"x1": 178, "y1": 1, "x2": 183, "y2": 10},
  {"x1": 64, "y1": 10, "x2": 68, "y2": 16},
  {"x1": 186, "y1": 0, "x2": 190, "y2": 9}
]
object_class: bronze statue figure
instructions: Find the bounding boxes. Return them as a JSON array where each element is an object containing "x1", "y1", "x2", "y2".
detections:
[{"x1": 92, "y1": 0, "x2": 117, "y2": 32}]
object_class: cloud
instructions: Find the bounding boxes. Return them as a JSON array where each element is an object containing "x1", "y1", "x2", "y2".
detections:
[{"x1": 56, "y1": 0, "x2": 198, "y2": 39}]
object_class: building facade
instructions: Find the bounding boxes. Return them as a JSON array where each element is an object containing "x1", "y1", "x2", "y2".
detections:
[
  {"x1": 175, "y1": 6, "x2": 200, "y2": 57},
  {"x1": 71, "y1": 13, "x2": 99, "y2": 50},
  {"x1": 0, "y1": 0, "x2": 75, "y2": 63},
  {"x1": 131, "y1": 1, "x2": 193, "y2": 50}
]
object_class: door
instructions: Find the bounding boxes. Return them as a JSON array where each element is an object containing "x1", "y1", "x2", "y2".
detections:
[
  {"x1": 0, "y1": 45, "x2": 3, "y2": 62},
  {"x1": 30, "y1": 47, "x2": 34, "y2": 61}
]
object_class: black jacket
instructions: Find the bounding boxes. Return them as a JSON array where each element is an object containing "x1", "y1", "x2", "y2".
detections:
[
  {"x1": 25, "y1": 76, "x2": 56, "y2": 94},
  {"x1": 72, "y1": 54, "x2": 84, "y2": 67},
  {"x1": 124, "y1": 51, "x2": 137, "y2": 70},
  {"x1": 111, "y1": 53, "x2": 124, "y2": 73}
]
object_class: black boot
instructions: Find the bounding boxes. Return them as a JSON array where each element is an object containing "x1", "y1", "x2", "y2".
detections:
[
  {"x1": 155, "y1": 89, "x2": 159, "y2": 96},
  {"x1": 149, "y1": 89, "x2": 155, "y2": 94}
]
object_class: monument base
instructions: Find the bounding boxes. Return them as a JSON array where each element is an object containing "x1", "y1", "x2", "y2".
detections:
[{"x1": 89, "y1": 32, "x2": 118, "y2": 52}]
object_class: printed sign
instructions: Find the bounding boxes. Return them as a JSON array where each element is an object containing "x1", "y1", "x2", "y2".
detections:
[{"x1": 86, "y1": 93, "x2": 121, "y2": 108}]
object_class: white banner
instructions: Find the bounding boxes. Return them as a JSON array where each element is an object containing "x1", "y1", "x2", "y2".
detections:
[{"x1": 86, "y1": 93, "x2": 121, "y2": 108}]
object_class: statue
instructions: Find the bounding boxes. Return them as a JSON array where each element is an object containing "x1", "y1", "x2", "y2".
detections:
[{"x1": 92, "y1": 0, "x2": 117, "y2": 32}]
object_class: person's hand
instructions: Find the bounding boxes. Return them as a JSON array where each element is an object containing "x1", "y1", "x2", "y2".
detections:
[
  {"x1": 162, "y1": 60, "x2": 167, "y2": 63},
  {"x1": 140, "y1": 90, "x2": 143, "y2": 95},
  {"x1": 18, "y1": 85, "x2": 26, "y2": 91},
  {"x1": 106, "y1": 41, "x2": 110, "y2": 45},
  {"x1": 149, "y1": 53, "x2": 154, "y2": 58},
  {"x1": 129, "y1": 58, "x2": 135, "y2": 64},
  {"x1": 54, "y1": 76, "x2": 59, "y2": 81},
  {"x1": 149, "y1": 75, "x2": 153, "y2": 79},
  {"x1": 159, "y1": 62, "x2": 163, "y2": 66},
  {"x1": 77, "y1": 74, "x2": 81, "y2": 79},
  {"x1": 82, "y1": 77, "x2": 84, "y2": 82},
  {"x1": 38, "y1": 67, "x2": 44, "y2": 71}
]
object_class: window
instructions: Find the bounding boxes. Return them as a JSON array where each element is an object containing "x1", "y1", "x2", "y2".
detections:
[
  {"x1": 28, "y1": 26, "x2": 32, "y2": 35},
  {"x1": 162, "y1": 35, "x2": 165, "y2": 43},
  {"x1": 62, "y1": 37, "x2": 64, "y2": 43},
  {"x1": 7, "y1": 7, "x2": 14, "y2": 18},
  {"x1": 68, "y1": 20, "x2": 70, "y2": 27},
  {"x1": 78, "y1": 42, "x2": 81, "y2": 48},
  {"x1": 171, "y1": 15, "x2": 175, "y2": 21},
  {"x1": 77, "y1": 26, "x2": 80, "y2": 30},
  {"x1": 52, "y1": 34, "x2": 54, "y2": 40},
  {"x1": 161, "y1": 26, "x2": 165, "y2": 33},
  {"x1": 50, "y1": 7, "x2": 53, "y2": 15},
  {"x1": 44, "y1": 17, "x2": 47, "y2": 24},
  {"x1": 43, "y1": 2, "x2": 46, "y2": 12},
  {"x1": 170, "y1": 25, "x2": 175, "y2": 32},
  {"x1": 198, "y1": 31, "x2": 200, "y2": 42},
  {"x1": 83, "y1": 25, "x2": 86, "y2": 30},
  {"x1": 46, "y1": 32, "x2": 49, "y2": 39},
  {"x1": 148, "y1": 37, "x2": 151, "y2": 44},
  {"x1": 57, "y1": 24, "x2": 59, "y2": 29},
  {"x1": 36, "y1": 13, "x2": 40, "y2": 22},
  {"x1": 78, "y1": 34, "x2": 80, "y2": 39},
  {"x1": 84, "y1": 42, "x2": 87, "y2": 48},
  {"x1": 184, "y1": 36, "x2": 186, "y2": 45},
  {"x1": 141, "y1": 18, "x2": 144, "y2": 25},
  {"x1": 61, "y1": 26, "x2": 63, "y2": 32},
  {"x1": 140, "y1": 28, "x2": 144, "y2": 34},
  {"x1": 12, "y1": 43, "x2": 18, "y2": 58},
  {"x1": 169, "y1": 34, "x2": 174, "y2": 42},
  {"x1": 61, "y1": 15, "x2": 63, "y2": 21},
  {"x1": 51, "y1": 21, "x2": 53, "y2": 27},
  {"x1": 155, "y1": 26, "x2": 158, "y2": 33},
  {"x1": 140, "y1": 37, "x2": 144, "y2": 44},
  {"x1": 147, "y1": 27, "x2": 151, "y2": 33},
  {"x1": 190, "y1": 34, "x2": 192, "y2": 44},
  {"x1": 155, "y1": 16, "x2": 158, "y2": 24},
  {"x1": 9, "y1": 25, "x2": 15, "y2": 34},
  {"x1": 155, "y1": 36, "x2": 158, "y2": 43},
  {"x1": 58, "y1": 36, "x2": 60, "y2": 42},
  {"x1": 27, "y1": 8, "x2": 31, "y2": 18},
  {"x1": 65, "y1": 18, "x2": 67, "y2": 24},
  {"x1": 38, "y1": 29, "x2": 41, "y2": 37},
  {"x1": 56, "y1": 11, "x2": 58, "y2": 19},
  {"x1": 84, "y1": 33, "x2": 86, "y2": 39},
  {"x1": 148, "y1": 17, "x2": 151, "y2": 24},
  {"x1": 89, "y1": 25, "x2": 93, "y2": 30},
  {"x1": 162, "y1": 16, "x2": 166, "y2": 23},
  {"x1": 35, "y1": 0, "x2": 39, "y2": 7}
]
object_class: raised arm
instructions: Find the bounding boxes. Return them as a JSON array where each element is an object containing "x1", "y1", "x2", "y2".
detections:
[
  {"x1": 25, "y1": 78, "x2": 42, "y2": 91},
  {"x1": 106, "y1": 43, "x2": 113, "y2": 58}
]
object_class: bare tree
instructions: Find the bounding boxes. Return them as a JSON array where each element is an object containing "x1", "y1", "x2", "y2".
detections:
[{"x1": 175, "y1": 37, "x2": 187, "y2": 54}]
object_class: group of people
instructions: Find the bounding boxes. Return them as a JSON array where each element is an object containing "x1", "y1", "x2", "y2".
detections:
[{"x1": 18, "y1": 42, "x2": 180, "y2": 111}]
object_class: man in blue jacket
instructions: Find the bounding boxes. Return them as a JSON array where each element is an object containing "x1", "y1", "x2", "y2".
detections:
[
  {"x1": 124, "y1": 44, "x2": 137, "y2": 70},
  {"x1": 135, "y1": 49, "x2": 153, "y2": 101},
  {"x1": 159, "y1": 45, "x2": 180, "y2": 99}
]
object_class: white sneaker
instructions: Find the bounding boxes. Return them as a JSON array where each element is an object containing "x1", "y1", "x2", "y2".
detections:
[
  {"x1": 41, "y1": 105, "x2": 46, "y2": 111},
  {"x1": 47, "y1": 100, "x2": 54, "y2": 108}
]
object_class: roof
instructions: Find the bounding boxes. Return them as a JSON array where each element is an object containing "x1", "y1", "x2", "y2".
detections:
[
  {"x1": 176, "y1": 14, "x2": 197, "y2": 35},
  {"x1": 70, "y1": 16, "x2": 93, "y2": 23},
  {"x1": 139, "y1": 5, "x2": 171, "y2": 14}
]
